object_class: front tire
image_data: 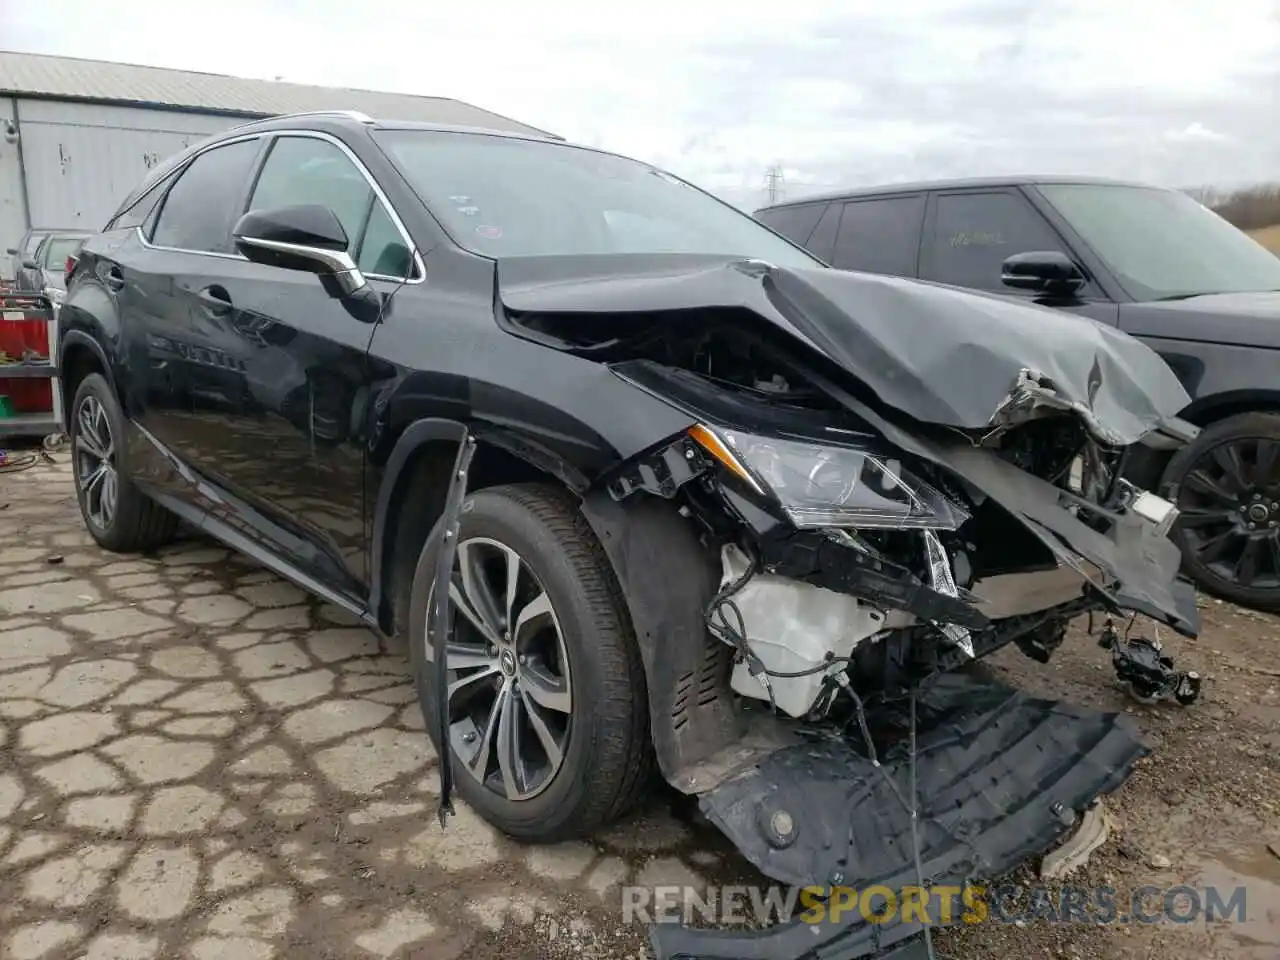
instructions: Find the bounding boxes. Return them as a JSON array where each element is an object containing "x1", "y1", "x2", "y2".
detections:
[
  {"x1": 69, "y1": 373, "x2": 178, "y2": 553},
  {"x1": 1159, "y1": 411, "x2": 1280, "y2": 612},
  {"x1": 408, "y1": 482, "x2": 653, "y2": 841}
]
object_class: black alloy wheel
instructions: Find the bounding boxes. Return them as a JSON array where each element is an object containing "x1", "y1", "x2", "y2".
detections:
[
  {"x1": 68, "y1": 373, "x2": 178, "y2": 553},
  {"x1": 1161, "y1": 412, "x2": 1280, "y2": 612}
]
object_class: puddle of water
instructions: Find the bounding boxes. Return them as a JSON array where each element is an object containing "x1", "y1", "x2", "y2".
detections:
[{"x1": 1191, "y1": 843, "x2": 1280, "y2": 955}]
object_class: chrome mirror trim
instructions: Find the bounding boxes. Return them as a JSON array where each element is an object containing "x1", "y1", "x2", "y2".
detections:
[{"x1": 235, "y1": 234, "x2": 368, "y2": 295}]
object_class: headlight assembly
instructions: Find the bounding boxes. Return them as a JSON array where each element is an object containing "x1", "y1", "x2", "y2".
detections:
[{"x1": 690, "y1": 424, "x2": 968, "y2": 531}]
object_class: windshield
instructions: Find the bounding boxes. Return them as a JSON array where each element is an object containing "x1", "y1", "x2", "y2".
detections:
[
  {"x1": 373, "y1": 130, "x2": 820, "y2": 267},
  {"x1": 1038, "y1": 183, "x2": 1280, "y2": 300},
  {"x1": 43, "y1": 237, "x2": 84, "y2": 269}
]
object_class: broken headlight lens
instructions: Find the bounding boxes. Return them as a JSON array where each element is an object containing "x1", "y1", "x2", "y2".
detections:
[{"x1": 715, "y1": 428, "x2": 969, "y2": 530}]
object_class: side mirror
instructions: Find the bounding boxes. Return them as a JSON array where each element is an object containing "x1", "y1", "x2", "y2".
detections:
[
  {"x1": 22, "y1": 258, "x2": 39, "y2": 270},
  {"x1": 232, "y1": 204, "x2": 368, "y2": 298},
  {"x1": 1001, "y1": 250, "x2": 1086, "y2": 296}
]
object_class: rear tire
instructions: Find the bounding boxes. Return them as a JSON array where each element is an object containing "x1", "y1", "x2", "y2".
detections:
[
  {"x1": 408, "y1": 482, "x2": 653, "y2": 841},
  {"x1": 1159, "y1": 411, "x2": 1280, "y2": 612},
  {"x1": 69, "y1": 373, "x2": 179, "y2": 553}
]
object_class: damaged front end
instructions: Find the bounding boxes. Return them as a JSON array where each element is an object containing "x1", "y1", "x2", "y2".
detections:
[{"x1": 499, "y1": 256, "x2": 1202, "y2": 958}]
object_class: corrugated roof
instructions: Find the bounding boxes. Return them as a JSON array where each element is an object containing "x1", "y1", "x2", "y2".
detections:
[{"x1": 0, "y1": 50, "x2": 555, "y2": 137}]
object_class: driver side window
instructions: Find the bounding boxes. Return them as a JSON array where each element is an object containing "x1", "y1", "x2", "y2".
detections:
[{"x1": 248, "y1": 136, "x2": 415, "y2": 280}]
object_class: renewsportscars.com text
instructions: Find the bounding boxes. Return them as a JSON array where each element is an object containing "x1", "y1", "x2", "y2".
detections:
[{"x1": 622, "y1": 882, "x2": 1249, "y2": 928}]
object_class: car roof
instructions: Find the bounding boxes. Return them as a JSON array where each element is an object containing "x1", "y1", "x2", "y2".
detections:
[
  {"x1": 754, "y1": 175, "x2": 1173, "y2": 213},
  {"x1": 112, "y1": 110, "x2": 615, "y2": 219},
  {"x1": 223, "y1": 110, "x2": 563, "y2": 143}
]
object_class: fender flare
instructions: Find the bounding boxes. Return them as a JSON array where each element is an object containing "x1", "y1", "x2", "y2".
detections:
[
  {"x1": 367, "y1": 417, "x2": 593, "y2": 629},
  {"x1": 368, "y1": 417, "x2": 470, "y2": 629},
  {"x1": 57, "y1": 329, "x2": 118, "y2": 406}
]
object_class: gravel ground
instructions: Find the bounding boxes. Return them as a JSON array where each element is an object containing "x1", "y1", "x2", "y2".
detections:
[{"x1": 1, "y1": 451, "x2": 1277, "y2": 960}]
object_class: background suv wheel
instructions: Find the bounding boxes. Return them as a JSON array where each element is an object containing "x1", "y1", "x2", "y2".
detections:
[
  {"x1": 1160, "y1": 411, "x2": 1280, "y2": 612},
  {"x1": 69, "y1": 373, "x2": 179, "y2": 553},
  {"x1": 409, "y1": 482, "x2": 653, "y2": 841}
]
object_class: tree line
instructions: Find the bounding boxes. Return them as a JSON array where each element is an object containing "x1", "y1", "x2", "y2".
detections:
[{"x1": 1185, "y1": 182, "x2": 1280, "y2": 231}]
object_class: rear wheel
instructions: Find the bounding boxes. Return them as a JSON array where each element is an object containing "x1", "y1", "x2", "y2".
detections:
[
  {"x1": 408, "y1": 483, "x2": 653, "y2": 841},
  {"x1": 69, "y1": 373, "x2": 178, "y2": 553},
  {"x1": 1159, "y1": 412, "x2": 1280, "y2": 612}
]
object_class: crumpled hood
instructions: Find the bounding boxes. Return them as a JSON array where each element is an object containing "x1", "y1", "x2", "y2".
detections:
[{"x1": 498, "y1": 255, "x2": 1192, "y2": 445}]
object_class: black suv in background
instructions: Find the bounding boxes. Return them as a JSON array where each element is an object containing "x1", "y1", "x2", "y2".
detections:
[{"x1": 756, "y1": 177, "x2": 1280, "y2": 611}]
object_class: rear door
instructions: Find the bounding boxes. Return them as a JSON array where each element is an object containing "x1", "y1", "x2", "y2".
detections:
[
  {"x1": 120, "y1": 136, "x2": 267, "y2": 470},
  {"x1": 919, "y1": 189, "x2": 1119, "y2": 324},
  {"x1": 829, "y1": 194, "x2": 926, "y2": 277}
]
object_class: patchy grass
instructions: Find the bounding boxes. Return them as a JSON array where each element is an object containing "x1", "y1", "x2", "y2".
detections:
[{"x1": 1248, "y1": 223, "x2": 1280, "y2": 254}]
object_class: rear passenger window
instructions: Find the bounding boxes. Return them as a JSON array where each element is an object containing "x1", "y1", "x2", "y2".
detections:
[
  {"x1": 109, "y1": 184, "x2": 165, "y2": 232},
  {"x1": 150, "y1": 139, "x2": 261, "y2": 253},
  {"x1": 831, "y1": 196, "x2": 925, "y2": 277},
  {"x1": 756, "y1": 204, "x2": 825, "y2": 246},
  {"x1": 926, "y1": 192, "x2": 1064, "y2": 291}
]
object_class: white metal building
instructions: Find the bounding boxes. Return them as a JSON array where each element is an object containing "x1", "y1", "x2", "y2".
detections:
[{"x1": 0, "y1": 50, "x2": 554, "y2": 276}]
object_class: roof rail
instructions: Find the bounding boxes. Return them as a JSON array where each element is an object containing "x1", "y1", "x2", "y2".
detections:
[{"x1": 229, "y1": 109, "x2": 375, "y2": 130}]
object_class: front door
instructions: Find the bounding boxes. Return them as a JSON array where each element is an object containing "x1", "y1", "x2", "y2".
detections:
[
  {"x1": 175, "y1": 132, "x2": 418, "y2": 598},
  {"x1": 920, "y1": 190, "x2": 1121, "y2": 325}
]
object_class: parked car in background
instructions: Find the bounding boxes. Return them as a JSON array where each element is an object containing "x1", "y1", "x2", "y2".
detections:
[
  {"x1": 26, "y1": 230, "x2": 95, "y2": 306},
  {"x1": 756, "y1": 177, "x2": 1280, "y2": 612},
  {"x1": 5, "y1": 227, "x2": 54, "y2": 289}
]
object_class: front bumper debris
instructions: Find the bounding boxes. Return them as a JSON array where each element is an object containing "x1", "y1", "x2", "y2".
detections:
[{"x1": 649, "y1": 672, "x2": 1149, "y2": 960}]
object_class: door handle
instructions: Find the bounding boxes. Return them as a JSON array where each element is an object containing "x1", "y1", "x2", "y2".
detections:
[
  {"x1": 103, "y1": 267, "x2": 125, "y2": 292},
  {"x1": 196, "y1": 285, "x2": 233, "y2": 316}
]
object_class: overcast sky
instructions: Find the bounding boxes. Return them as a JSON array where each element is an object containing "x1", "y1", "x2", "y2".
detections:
[{"x1": 5, "y1": 0, "x2": 1279, "y2": 209}]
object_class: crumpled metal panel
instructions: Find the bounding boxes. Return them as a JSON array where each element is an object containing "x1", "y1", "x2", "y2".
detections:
[
  {"x1": 648, "y1": 673, "x2": 1149, "y2": 960},
  {"x1": 496, "y1": 255, "x2": 1191, "y2": 446}
]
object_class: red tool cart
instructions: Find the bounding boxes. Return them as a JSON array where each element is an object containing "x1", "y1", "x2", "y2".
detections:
[{"x1": 0, "y1": 288, "x2": 61, "y2": 440}]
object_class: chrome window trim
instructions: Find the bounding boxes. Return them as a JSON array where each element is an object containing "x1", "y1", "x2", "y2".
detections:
[{"x1": 137, "y1": 129, "x2": 425, "y2": 284}]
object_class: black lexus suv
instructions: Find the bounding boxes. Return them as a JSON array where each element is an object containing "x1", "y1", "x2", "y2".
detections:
[
  {"x1": 60, "y1": 113, "x2": 1202, "y2": 960},
  {"x1": 756, "y1": 178, "x2": 1280, "y2": 612}
]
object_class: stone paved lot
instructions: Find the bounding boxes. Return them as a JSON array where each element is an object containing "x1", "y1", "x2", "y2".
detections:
[
  {"x1": 0, "y1": 456, "x2": 741, "y2": 960},
  {"x1": 3, "y1": 453, "x2": 1278, "y2": 960}
]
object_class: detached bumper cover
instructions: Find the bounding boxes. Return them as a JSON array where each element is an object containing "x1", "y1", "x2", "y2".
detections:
[{"x1": 649, "y1": 674, "x2": 1149, "y2": 960}]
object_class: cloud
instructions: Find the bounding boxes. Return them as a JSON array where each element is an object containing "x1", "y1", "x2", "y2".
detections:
[
  {"x1": 1164, "y1": 122, "x2": 1229, "y2": 143},
  {"x1": 3, "y1": 0, "x2": 1278, "y2": 210}
]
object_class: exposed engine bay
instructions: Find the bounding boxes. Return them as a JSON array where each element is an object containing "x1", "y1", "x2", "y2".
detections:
[
  {"x1": 448, "y1": 257, "x2": 1207, "y2": 958},
  {"x1": 508, "y1": 295, "x2": 1196, "y2": 719}
]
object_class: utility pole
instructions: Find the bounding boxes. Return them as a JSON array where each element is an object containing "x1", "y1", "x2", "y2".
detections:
[{"x1": 764, "y1": 164, "x2": 785, "y2": 205}]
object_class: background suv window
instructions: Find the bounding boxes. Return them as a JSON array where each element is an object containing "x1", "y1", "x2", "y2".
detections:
[
  {"x1": 925, "y1": 191, "x2": 1064, "y2": 291},
  {"x1": 249, "y1": 136, "x2": 413, "y2": 280},
  {"x1": 831, "y1": 196, "x2": 925, "y2": 276},
  {"x1": 755, "y1": 204, "x2": 825, "y2": 247},
  {"x1": 150, "y1": 139, "x2": 261, "y2": 253}
]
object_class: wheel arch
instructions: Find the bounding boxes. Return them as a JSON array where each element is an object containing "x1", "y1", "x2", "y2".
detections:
[
  {"x1": 1180, "y1": 389, "x2": 1280, "y2": 428},
  {"x1": 58, "y1": 330, "x2": 117, "y2": 425},
  {"x1": 369, "y1": 418, "x2": 594, "y2": 635},
  {"x1": 1125, "y1": 391, "x2": 1280, "y2": 492}
]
